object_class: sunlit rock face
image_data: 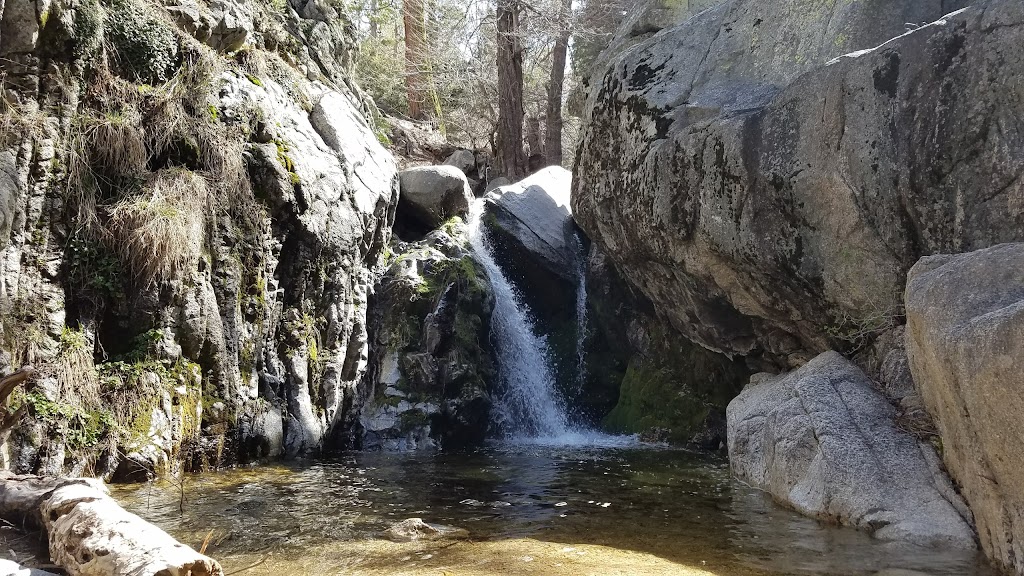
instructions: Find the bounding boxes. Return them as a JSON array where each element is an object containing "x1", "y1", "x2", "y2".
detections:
[
  {"x1": 906, "y1": 244, "x2": 1024, "y2": 574},
  {"x1": 727, "y1": 351, "x2": 976, "y2": 548},
  {"x1": 573, "y1": 0, "x2": 1021, "y2": 370}
]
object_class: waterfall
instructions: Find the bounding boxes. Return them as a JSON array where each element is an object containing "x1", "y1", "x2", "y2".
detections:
[
  {"x1": 573, "y1": 232, "x2": 588, "y2": 394},
  {"x1": 467, "y1": 200, "x2": 570, "y2": 439},
  {"x1": 467, "y1": 200, "x2": 636, "y2": 448}
]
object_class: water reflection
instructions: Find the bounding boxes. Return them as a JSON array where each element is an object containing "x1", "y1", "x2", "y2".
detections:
[{"x1": 112, "y1": 446, "x2": 994, "y2": 576}]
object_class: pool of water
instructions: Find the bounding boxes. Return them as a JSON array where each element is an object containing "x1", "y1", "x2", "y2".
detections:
[{"x1": 111, "y1": 444, "x2": 995, "y2": 576}]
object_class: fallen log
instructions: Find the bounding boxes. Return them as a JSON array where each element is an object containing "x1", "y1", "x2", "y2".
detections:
[{"x1": 0, "y1": 472, "x2": 223, "y2": 576}]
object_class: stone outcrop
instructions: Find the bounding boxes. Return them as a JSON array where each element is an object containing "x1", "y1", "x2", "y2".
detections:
[
  {"x1": 906, "y1": 243, "x2": 1024, "y2": 574},
  {"x1": 573, "y1": 0, "x2": 1021, "y2": 369},
  {"x1": 397, "y1": 165, "x2": 474, "y2": 235},
  {"x1": 727, "y1": 351, "x2": 975, "y2": 548},
  {"x1": 484, "y1": 166, "x2": 576, "y2": 282},
  {"x1": 360, "y1": 221, "x2": 495, "y2": 450},
  {"x1": 0, "y1": 0, "x2": 398, "y2": 476}
]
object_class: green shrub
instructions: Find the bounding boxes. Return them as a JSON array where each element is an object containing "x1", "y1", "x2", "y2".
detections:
[{"x1": 104, "y1": 0, "x2": 180, "y2": 84}]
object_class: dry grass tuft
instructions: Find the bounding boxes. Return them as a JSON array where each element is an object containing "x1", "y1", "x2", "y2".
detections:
[
  {"x1": 80, "y1": 108, "x2": 148, "y2": 177},
  {"x1": 108, "y1": 168, "x2": 209, "y2": 286}
]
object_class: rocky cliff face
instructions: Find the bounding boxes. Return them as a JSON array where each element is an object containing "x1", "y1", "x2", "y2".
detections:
[
  {"x1": 360, "y1": 222, "x2": 495, "y2": 451},
  {"x1": 0, "y1": 0, "x2": 398, "y2": 477},
  {"x1": 906, "y1": 243, "x2": 1024, "y2": 574},
  {"x1": 573, "y1": 0, "x2": 1020, "y2": 369},
  {"x1": 573, "y1": 0, "x2": 1024, "y2": 560}
]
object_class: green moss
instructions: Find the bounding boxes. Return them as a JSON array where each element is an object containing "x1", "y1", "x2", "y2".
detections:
[
  {"x1": 104, "y1": 0, "x2": 180, "y2": 84},
  {"x1": 246, "y1": 73, "x2": 265, "y2": 87},
  {"x1": 399, "y1": 409, "x2": 429, "y2": 433},
  {"x1": 274, "y1": 138, "x2": 301, "y2": 184},
  {"x1": 602, "y1": 359, "x2": 706, "y2": 444},
  {"x1": 24, "y1": 392, "x2": 115, "y2": 452},
  {"x1": 601, "y1": 321, "x2": 747, "y2": 445},
  {"x1": 98, "y1": 356, "x2": 203, "y2": 447}
]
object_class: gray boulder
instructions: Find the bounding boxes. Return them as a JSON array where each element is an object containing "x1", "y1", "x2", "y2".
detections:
[
  {"x1": 443, "y1": 149, "x2": 476, "y2": 176},
  {"x1": 206, "y1": 0, "x2": 252, "y2": 52},
  {"x1": 484, "y1": 166, "x2": 576, "y2": 281},
  {"x1": 398, "y1": 165, "x2": 474, "y2": 231},
  {"x1": 484, "y1": 176, "x2": 510, "y2": 193},
  {"x1": 727, "y1": 351, "x2": 975, "y2": 548},
  {"x1": 573, "y1": 0, "x2": 1018, "y2": 368},
  {"x1": 906, "y1": 243, "x2": 1024, "y2": 574}
]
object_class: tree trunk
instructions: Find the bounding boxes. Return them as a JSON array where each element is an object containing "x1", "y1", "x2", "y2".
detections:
[
  {"x1": 0, "y1": 472, "x2": 223, "y2": 576},
  {"x1": 369, "y1": 0, "x2": 379, "y2": 38},
  {"x1": 526, "y1": 115, "x2": 542, "y2": 159},
  {"x1": 495, "y1": 0, "x2": 527, "y2": 179},
  {"x1": 403, "y1": 0, "x2": 428, "y2": 119},
  {"x1": 544, "y1": 0, "x2": 572, "y2": 168}
]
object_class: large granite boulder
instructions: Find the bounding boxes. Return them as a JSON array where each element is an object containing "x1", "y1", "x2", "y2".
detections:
[
  {"x1": 906, "y1": 243, "x2": 1024, "y2": 574},
  {"x1": 398, "y1": 165, "x2": 474, "y2": 234},
  {"x1": 727, "y1": 351, "x2": 975, "y2": 548},
  {"x1": 484, "y1": 166, "x2": 577, "y2": 282},
  {"x1": 573, "y1": 0, "x2": 1020, "y2": 369}
]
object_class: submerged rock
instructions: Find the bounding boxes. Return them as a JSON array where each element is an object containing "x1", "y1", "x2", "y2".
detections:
[
  {"x1": 573, "y1": 0, "x2": 1022, "y2": 368},
  {"x1": 384, "y1": 518, "x2": 468, "y2": 542},
  {"x1": 906, "y1": 243, "x2": 1024, "y2": 574},
  {"x1": 727, "y1": 351, "x2": 975, "y2": 548}
]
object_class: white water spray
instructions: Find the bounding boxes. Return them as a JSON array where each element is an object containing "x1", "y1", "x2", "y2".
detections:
[
  {"x1": 467, "y1": 200, "x2": 637, "y2": 448},
  {"x1": 467, "y1": 200, "x2": 569, "y2": 439},
  {"x1": 573, "y1": 232, "x2": 588, "y2": 394}
]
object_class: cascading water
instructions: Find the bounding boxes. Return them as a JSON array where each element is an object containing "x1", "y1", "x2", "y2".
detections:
[
  {"x1": 467, "y1": 200, "x2": 569, "y2": 439},
  {"x1": 467, "y1": 200, "x2": 634, "y2": 447},
  {"x1": 573, "y1": 232, "x2": 588, "y2": 394}
]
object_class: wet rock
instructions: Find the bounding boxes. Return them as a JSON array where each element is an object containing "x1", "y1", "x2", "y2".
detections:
[
  {"x1": 906, "y1": 243, "x2": 1024, "y2": 573},
  {"x1": 360, "y1": 223, "x2": 495, "y2": 450},
  {"x1": 238, "y1": 403, "x2": 284, "y2": 461},
  {"x1": 398, "y1": 166, "x2": 474, "y2": 234},
  {"x1": 727, "y1": 351, "x2": 975, "y2": 548},
  {"x1": 384, "y1": 518, "x2": 468, "y2": 542},
  {"x1": 574, "y1": 0, "x2": 1022, "y2": 367},
  {"x1": 584, "y1": 245, "x2": 748, "y2": 444}
]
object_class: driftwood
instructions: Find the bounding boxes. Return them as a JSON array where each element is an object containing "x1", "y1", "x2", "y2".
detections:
[
  {"x1": 0, "y1": 367, "x2": 35, "y2": 436},
  {"x1": 0, "y1": 472, "x2": 223, "y2": 576}
]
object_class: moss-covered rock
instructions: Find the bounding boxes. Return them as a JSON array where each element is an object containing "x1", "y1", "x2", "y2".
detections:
[
  {"x1": 586, "y1": 246, "x2": 749, "y2": 448},
  {"x1": 361, "y1": 222, "x2": 496, "y2": 450},
  {"x1": 104, "y1": 0, "x2": 181, "y2": 84}
]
